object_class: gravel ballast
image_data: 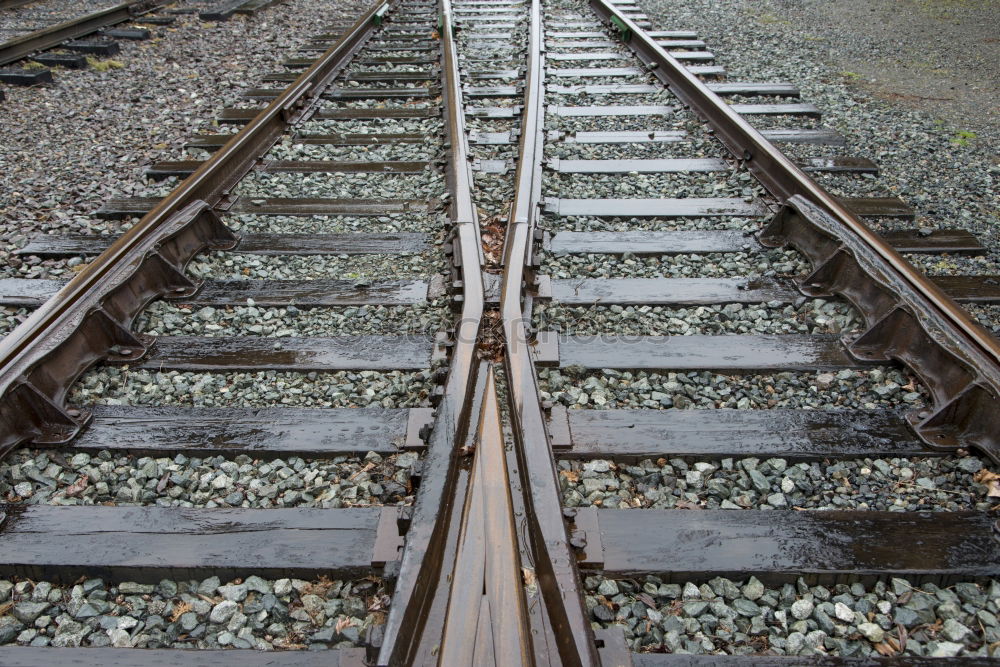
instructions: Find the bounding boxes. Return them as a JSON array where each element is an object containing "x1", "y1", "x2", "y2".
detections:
[
  {"x1": 541, "y1": 249, "x2": 809, "y2": 279},
  {"x1": 631, "y1": 0, "x2": 999, "y2": 328},
  {"x1": 186, "y1": 251, "x2": 446, "y2": 280},
  {"x1": 1, "y1": 448, "x2": 419, "y2": 508},
  {"x1": 559, "y1": 455, "x2": 999, "y2": 512},
  {"x1": 0, "y1": 575, "x2": 386, "y2": 650},
  {"x1": 136, "y1": 301, "x2": 450, "y2": 338},
  {"x1": 539, "y1": 367, "x2": 927, "y2": 410},
  {"x1": 69, "y1": 368, "x2": 435, "y2": 408},
  {"x1": 586, "y1": 574, "x2": 1000, "y2": 657},
  {"x1": 1, "y1": 0, "x2": 360, "y2": 277}
]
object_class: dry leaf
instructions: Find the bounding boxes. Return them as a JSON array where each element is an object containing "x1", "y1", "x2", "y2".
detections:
[
  {"x1": 874, "y1": 641, "x2": 896, "y2": 656},
  {"x1": 973, "y1": 469, "x2": 1000, "y2": 497},
  {"x1": 170, "y1": 601, "x2": 192, "y2": 622},
  {"x1": 64, "y1": 475, "x2": 89, "y2": 497},
  {"x1": 521, "y1": 567, "x2": 537, "y2": 589},
  {"x1": 560, "y1": 470, "x2": 580, "y2": 483},
  {"x1": 335, "y1": 617, "x2": 354, "y2": 633},
  {"x1": 674, "y1": 500, "x2": 702, "y2": 510}
]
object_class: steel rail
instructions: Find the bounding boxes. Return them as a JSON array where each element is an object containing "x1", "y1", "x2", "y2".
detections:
[
  {"x1": 0, "y1": 0, "x2": 387, "y2": 452},
  {"x1": 498, "y1": 0, "x2": 599, "y2": 664},
  {"x1": 0, "y1": 0, "x2": 165, "y2": 67},
  {"x1": 590, "y1": 0, "x2": 1000, "y2": 460},
  {"x1": 588, "y1": 0, "x2": 1000, "y2": 363},
  {"x1": 374, "y1": 0, "x2": 489, "y2": 661}
]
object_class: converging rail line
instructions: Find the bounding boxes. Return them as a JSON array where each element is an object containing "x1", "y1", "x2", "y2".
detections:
[{"x1": 0, "y1": 0, "x2": 998, "y2": 663}]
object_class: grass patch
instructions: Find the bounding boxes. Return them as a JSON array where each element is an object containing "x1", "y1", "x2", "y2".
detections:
[
  {"x1": 85, "y1": 57, "x2": 125, "y2": 71},
  {"x1": 950, "y1": 130, "x2": 977, "y2": 146}
]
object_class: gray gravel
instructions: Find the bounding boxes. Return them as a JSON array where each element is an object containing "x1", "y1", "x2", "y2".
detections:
[
  {"x1": 1, "y1": 0, "x2": 359, "y2": 274},
  {"x1": 0, "y1": 307, "x2": 29, "y2": 338},
  {"x1": 541, "y1": 250, "x2": 809, "y2": 279},
  {"x1": 69, "y1": 368, "x2": 434, "y2": 408},
  {"x1": 586, "y1": 574, "x2": 1000, "y2": 656},
  {"x1": 560, "y1": 455, "x2": 998, "y2": 511},
  {"x1": 271, "y1": 139, "x2": 438, "y2": 162},
  {"x1": 0, "y1": 0, "x2": 119, "y2": 39},
  {"x1": 633, "y1": 0, "x2": 1000, "y2": 328},
  {"x1": 136, "y1": 301, "x2": 450, "y2": 338},
  {"x1": 234, "y1": 170, "x2": 443, "y2": 199},
  {"x1": 0, "y1": 575, "x2": 385, "y2": 649},
  {"x1": 967, "y1": 304, "x2": 1000, "y2": 338},
  {"x1": 539, "y1": 367, "x2": 927, "y2": 410},
  {"x1": 299, "y1": 118, "x2": 443, "y2": 135},
  {"x1": 224, "y1": 212, "x2": 447, "y2": 234},
  {"x1": 186, "y1": 251, "x2": 446, "y2": 280},
  {"x1": 2, "y1": 448, "x2": 418, "y2": 508}
]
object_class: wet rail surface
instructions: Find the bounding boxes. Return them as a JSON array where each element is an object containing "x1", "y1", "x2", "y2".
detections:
[{"x1": 0, "y1": 0, "x2": 998, "y2": 664}]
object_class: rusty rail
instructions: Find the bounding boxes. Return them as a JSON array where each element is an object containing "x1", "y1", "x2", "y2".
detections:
[
  {"x1": 497, "y1": 0, "x2": 600, "y2": 664},
  {"x1": 374, "y1": 0, "x2": 490, "y2": 660},
  {"x1": 0, "y1": 0, "x2": 165, "y2": 67},
  {"x1": 589, "y1": 0, "x2": 1000, "y2": 462},
  {"x1": 0, "y1": 0, "x2": 387, "y2": 454}
]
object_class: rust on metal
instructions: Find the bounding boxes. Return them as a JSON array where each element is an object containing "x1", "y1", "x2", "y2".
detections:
[
  {"x1": 0, "y1": 1, "x2": 388, "y2": 454},
  {"x1": 591, "y1": 0, "x2": 1000, "y2": 462},
  {"x1": 497, "y1": 0, "x2": 602, "y2": 663},
  {"x1": 375, "y1": 0, "x2": 489, "y2": 660},
  {"x1": 0, "y1": 0, "x2": 165, "y2": 67},
  {"x1": 439, "y1": 366, "x2": 531, "y2": 665}
]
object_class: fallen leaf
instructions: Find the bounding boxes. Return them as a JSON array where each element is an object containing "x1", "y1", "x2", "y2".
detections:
[
  {"x1": 521, "y1": 567, "x2": 536, "y2": 589},
  {"x1": 170, "y1": 601, "x2": 192, "y2": 622},
  {"x1": 64, "y1": 475, "x2": 89, "y2": 497},
  {"x1": 874, "y1": 641, "x2": 896, "y2": 656},
  {"x1": 636, "y1": 593, "x2": 656, "y2": 608},
  {"x1": 335, "y1": 617, "x2": 354, "y2": 633},
  {"x1": 973, "y1": 470, "x2": 1000, "y2": 497},
  {"x1": 560, "y1": 470, "x2": 579, "y2": 483},
  {"x1": 674, "y1": 500, "x2": 702, "y2": 510}
]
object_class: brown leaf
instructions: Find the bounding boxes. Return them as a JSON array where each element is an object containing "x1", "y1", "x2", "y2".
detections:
[
  {"x1": 64, "y1": 475, "x2": 89, "y2": 498},
  {"x1": 636, "y1": 593, "x2": 656, "y2": 608},
  {"x1": 973, "y1": 469, "x2": 1000, "y2": 484},
  {"x1": 874, "y1": 641, "x2": 896, "y2": 656},
  {"x1": 335, "y1": 617, "x2": 354, "y2": 633},
  {"x1": 560, "y1": 470, "x2": 580, "y2": 483},
  {"x1": 170, "y1": 601, "x2": 192, "y2": 622},
  {"x1": 674, "y1": 500, "x2": 703, "y2": 510}
]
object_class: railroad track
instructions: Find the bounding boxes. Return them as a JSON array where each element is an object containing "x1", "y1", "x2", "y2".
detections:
[
  {"x1": 0, "y1": 0, "x2": 283, "y2": 87},
  {"x1": 0, "y1": 0, "x2": 998, "y2": 663}
]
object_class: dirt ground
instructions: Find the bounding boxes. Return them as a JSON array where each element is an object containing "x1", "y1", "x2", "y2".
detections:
[{"x1": 761, "y1": 0, "x2": 999, "y2": 134}]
